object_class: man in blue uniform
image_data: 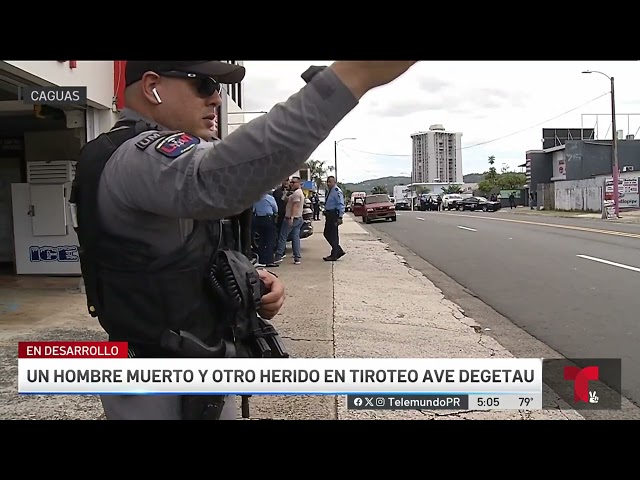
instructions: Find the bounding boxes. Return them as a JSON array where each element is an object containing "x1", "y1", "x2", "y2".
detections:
[
  {"x1": 323, "y1": 175, "x2": 345, "y2": 261},
  {"x1": 252, "y1": 192, "x2": 279, "y2": 267}
]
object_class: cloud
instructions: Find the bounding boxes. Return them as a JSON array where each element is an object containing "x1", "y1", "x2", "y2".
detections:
[
  {"x1": 239, "y1": 60, "x2": 640, "y2": 183},
  {"x1": 417, "y1": 76, "x2": 452, "y2": 93},
  {"x1": 366, "y1": 97, "x2": 453, "y2": 118},
  {"x1": 241, "y1": 76, "x2": 294, "y2": 112},
  {"x1": 365, "y1": 82, "x2": 530, "y2": 119},
  {"x1": 241, "y1": 60, "x2": 330, "y2": 112}
]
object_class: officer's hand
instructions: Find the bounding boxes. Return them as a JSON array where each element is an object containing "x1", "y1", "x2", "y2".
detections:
[
  {"x1": 258, "y1": 270, "x2": 285, "y2": 319},
  {"x1": 330, "y1": 61, "x2": 418, "y2": 99}
]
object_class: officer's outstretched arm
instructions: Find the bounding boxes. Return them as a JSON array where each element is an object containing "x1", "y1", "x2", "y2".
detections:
[{"x1": 103, "y1": 67, "x2": 359, "y2": 220}]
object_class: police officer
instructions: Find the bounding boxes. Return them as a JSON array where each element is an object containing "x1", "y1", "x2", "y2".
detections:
[
  {"x1": 73, "y1": 60, "x2": 418, "y2": 420},
  {"x1": 310, "y1": 190, "x2": 321, "y2": 220},
  {"x1": 323, "y1": 175, "x2": 345, "y2": 261}
]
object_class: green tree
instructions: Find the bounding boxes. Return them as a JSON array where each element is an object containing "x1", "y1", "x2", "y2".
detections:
[
  {"x1": 442, "y1": 184, "x2": 463, "y2": 194},
  {"x1": 372, "y1": 185, "x2": 388, "y2": 194},
  {"x1": 478, "y1": 180, "x2": 494, "y2": 194},
  {"x1": 477, "y1": 156, "x2": 526, "y2": 193},
  {"x1": 497, "y1": 172, "x2": 526, "y2": 189}
]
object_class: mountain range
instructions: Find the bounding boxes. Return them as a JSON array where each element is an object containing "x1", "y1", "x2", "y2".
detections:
[{"x1": 342, "y1": 174, "x2": 483, "y2": 193}]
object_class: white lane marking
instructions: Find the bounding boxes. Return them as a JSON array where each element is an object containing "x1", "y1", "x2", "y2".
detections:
[
  {"x1": 416, "y1": 217, "x2": 425, "y2": 221},
  {"x1": 576, "y1": 254, "x2": 640, "y2": 273},
  {"x1": 457, "y1": 226, "x2": 477, "y2": 232}
]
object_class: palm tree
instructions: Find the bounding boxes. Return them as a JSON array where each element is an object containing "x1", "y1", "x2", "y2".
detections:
[
  {"x1": 305, "y1": 159, "x2": 334, "y2": 191},
  {"x1": 372, "y1": 186, "x2": 387, "y2": 194}
]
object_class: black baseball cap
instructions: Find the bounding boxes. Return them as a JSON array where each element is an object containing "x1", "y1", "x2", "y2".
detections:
[{"x1": 125, "y1": 61, "x2": 246, "y2": 86}]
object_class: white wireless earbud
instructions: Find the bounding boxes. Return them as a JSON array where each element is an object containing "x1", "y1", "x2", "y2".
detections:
[{"x1": 152, "y1": 88, "x2": 162, "y2": 104}]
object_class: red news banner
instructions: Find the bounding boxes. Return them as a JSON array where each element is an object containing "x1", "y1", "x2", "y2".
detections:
[{"x1": 18, "y1": 341, "x2": 129, "y2": 358}]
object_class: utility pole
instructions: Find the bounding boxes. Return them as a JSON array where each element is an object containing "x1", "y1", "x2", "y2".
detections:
[
  {"x1": 610, "y1": 76, "x2": 620, "y2": 217},
  {"x1": 582, "y1": 70, "x2": 620, "y2": 217}
]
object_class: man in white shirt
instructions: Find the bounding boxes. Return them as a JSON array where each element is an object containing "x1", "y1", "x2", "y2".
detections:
[{"x1": 274, "y1": 177, "x2": 305, "y2": 265}]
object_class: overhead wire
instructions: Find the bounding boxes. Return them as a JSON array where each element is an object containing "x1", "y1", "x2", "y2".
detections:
[{"x1": 338, "y1": 91, "x2": 611, "y2": 158}]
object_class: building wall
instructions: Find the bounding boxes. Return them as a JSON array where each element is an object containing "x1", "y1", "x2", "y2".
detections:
[
  {"x1": 565, "y1": 140, "x2": 640, "y2": 180},
  {"x1": 212, "y1": 61, "x2": 245, "y2": 139},
  {"x1": 551, "y1": 149, "x2": 566, "y2": 181},
  {"x1": 405, "y1": 182, "x2": 464, "y2": 196},
  {"x1": 554, "y1": 177, "x2": 604, "y2": 212},
  {"x1": 411, "y1": 133, "x2": 426, "y2": 183},
  {"x1": 1, "y1": 60, "x2": 246, "y2": 141},
  {"x1": 222, "y1": 93, "x2": 245, "y2": 137},
  {"x1": 525, "y1": 150, "x2": 552, "y2": 195},
  {"x1": 2, "y1": 61, "x2": 115, "y2": 109},
  {"x1": 221, "y1": 61, "x2": 244, "y2": 110}
]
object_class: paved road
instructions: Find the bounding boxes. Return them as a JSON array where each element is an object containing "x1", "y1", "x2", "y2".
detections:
[{"x1": 364, "y1": 208, "x2": 640, "y2": 407}]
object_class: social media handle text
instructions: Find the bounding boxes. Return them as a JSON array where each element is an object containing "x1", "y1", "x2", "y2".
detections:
[{"x1": 347, "y1": 394, "x2": 469, "y2": 410}]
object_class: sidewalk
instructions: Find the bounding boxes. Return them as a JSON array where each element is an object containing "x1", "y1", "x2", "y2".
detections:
[
  {"x1": 508, "y1": 206, "x2": 640, "y2": 224},
  {"x1": 247, "y1": 216, "x2": 583, "y2": 420},
  {"x1": 0, "y1": 216, "x2": 584, "y2": 420}
]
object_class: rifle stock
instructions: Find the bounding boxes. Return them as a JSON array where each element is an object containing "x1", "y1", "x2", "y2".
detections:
[{"x1": 228, "y1": 207, "x2": 290, "y2": 419}]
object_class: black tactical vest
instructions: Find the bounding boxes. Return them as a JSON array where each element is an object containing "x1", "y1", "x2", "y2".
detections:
[{"x1": 70, "y1": 120, "x2": 225, "y2": 355}]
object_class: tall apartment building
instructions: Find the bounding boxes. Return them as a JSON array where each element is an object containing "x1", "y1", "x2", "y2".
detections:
[{"x1": 411, "y1": 124, "x2": 463, "y2": 184}]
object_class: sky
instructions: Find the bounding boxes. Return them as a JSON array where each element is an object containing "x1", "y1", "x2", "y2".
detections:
[{"x1": 239, "y1": 61, "x2": 640, "y2": 184}]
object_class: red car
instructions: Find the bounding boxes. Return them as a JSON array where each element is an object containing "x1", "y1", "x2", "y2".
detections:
[{"x1": 362, "y1": 194, "x2": 396, "y2": 223}]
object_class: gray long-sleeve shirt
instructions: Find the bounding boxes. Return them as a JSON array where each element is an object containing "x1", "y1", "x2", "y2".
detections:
[{"x1": 97, "y1": 67, "x2": 358, "y2": 255}]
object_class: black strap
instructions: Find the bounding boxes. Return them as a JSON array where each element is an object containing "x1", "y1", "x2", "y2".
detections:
[{"x1": 71, "y1": 120, "x2": 158, "y2": 317}]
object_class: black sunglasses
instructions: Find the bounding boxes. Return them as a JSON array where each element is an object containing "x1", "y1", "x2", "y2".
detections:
[{"x1": 159, "y1": 70, "x2": 223, "y2": 97}]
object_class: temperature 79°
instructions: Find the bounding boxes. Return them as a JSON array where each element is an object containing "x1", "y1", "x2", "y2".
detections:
[{"x1": 519, "y1": 397, "x2": 533, "y2": 407}]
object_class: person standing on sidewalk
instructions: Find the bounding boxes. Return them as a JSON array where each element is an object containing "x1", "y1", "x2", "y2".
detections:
[
  {"x1": 323, "y1": 175, "x2": 345, "y2": 261},
  {"x1": 252, "y1": 192, "x2": 279, "y2": 267},
  {"x1": 275, "y1": 177, "x2": 305, "y2": 265},
  {"x1": 272, "y1": 178, "x2": 290, "y2": 252},
  {"x1": 310, "y1": 191, "x2": 321, "y2": 220}
]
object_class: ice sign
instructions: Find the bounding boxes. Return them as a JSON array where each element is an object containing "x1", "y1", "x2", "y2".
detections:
[{"x1": 29, "y1": 246, "x2": 79, "y2": 262}]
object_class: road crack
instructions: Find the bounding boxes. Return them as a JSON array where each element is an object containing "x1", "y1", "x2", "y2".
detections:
[
  {"x1": 417, "y1": 409, "x2": 476, "y2": 419},
  {"x1": 477, "y1": 336, "x2": 497, "y2": 356},
  {"x1": 331, "y1": 261, "x2": 339, "y2": 421},
  {"x1": 281, "y1": 336, "x2": 331, "y2": 343},
  {"x1": 549, "y1": 399, "x2": 573, "y2": 420},
  {"x1": 377, "y1": 320, "x2": 461, "y2": 333}
]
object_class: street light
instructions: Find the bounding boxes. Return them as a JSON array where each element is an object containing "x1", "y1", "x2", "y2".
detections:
[
  {"x1": 334, "y1": 137, "x2": 356, "y2": 182},
  {"x1": 582, "y1": 70, "x2": 619, "y2": 217}
]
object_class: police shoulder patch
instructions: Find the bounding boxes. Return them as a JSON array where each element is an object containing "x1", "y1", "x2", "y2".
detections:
[
  {"x1": 135, "y1": 131, "x2": 170, "y2": 151},
  {"x1": 154, "y1": 132, "x2": 200, "y2": 158}
]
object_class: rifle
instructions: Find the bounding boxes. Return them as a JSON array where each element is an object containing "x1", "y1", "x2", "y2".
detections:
[
  {"x1": 168, "y1": 209, "x2": 289, "y2": 420},
  {"x1": 222, "y1": 208, "x2": 290, "y2": 418}
]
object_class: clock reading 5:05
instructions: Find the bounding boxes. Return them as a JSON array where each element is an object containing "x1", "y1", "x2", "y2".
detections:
[{"x1": 476, "y1": 397, "x2": 500, "y2": 407}]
